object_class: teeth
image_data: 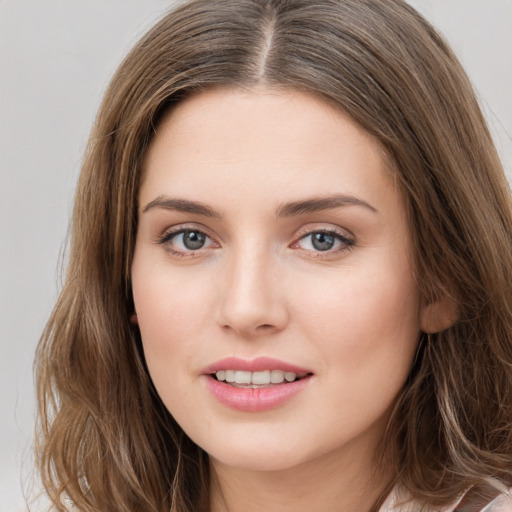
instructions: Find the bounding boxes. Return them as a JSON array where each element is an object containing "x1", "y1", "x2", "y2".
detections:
[
  {"x1": 235, "y1": 370, "x2": 252, "y2": 384},
  {"x1": 215, "y1": 369, "x2": 300, "y2": 385},
  {"x1": 252, "y1": 370, "x2": 270, "y2": 385},
  {"x1": 270, "y1": 370, "x2": 284, "y2": 383}
]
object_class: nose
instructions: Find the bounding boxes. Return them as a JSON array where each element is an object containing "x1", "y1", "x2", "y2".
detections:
[{"x1": 216, "y1": 247, "x2": 289, "y2": 338}]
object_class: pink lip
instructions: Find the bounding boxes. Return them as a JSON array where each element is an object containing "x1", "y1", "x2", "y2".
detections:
[
  {"x1": 202, "y1": 357, "x2": 313, "y2": 412},
  {"x1": 201, "y1": 356, "x2": 312, "y2": 375}
]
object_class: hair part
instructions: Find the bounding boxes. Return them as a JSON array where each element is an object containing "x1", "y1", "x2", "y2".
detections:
[{"x1": 35, "y1": 1, "x2": 512, "y2": 511}]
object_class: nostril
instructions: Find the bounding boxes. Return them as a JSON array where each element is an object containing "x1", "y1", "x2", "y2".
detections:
[{"x1": 253, "y1": 323, "x2": 279, "y2": 334}]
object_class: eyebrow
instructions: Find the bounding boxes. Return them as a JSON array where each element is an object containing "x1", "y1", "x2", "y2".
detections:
[
  {"x1": 276, "y1": 194, "x2": 378, "y2": 217},
  {"x1": 142, "y1": 196, "x2": 222, "y2": 218},
  {"x1": 142, "y1": 193, "x2": 377, "y2": 218}
]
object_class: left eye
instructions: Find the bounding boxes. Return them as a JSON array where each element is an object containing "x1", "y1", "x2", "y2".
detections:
[
  {"x1": 296, "y1": 231, "x2": 353, "y2": 252},
  {"x1": 166, "y1": 230, "x2": 213, "y2": 251}
]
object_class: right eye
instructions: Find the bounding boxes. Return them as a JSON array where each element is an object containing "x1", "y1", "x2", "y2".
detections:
[{"x1": 158, "y1": 228, "x2": 217, "y2": 256}]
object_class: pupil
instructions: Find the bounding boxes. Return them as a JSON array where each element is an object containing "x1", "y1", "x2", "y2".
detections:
[
  {"x1": 183, "y1": 231, "x2": 205, "y2": 250},
  {"x1": 312, "y1": 232, "x2": 334, "y2": 251}
]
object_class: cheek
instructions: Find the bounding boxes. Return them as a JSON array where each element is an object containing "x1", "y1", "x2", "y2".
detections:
[
  {"x1": 131, "y1": 257, "x2": 215, "y2": 391},
  {"x1": 292, "y1": 264, "x2": 421, "y2": 370},
  {"x1": 294, "y1": 270, "x2": 421, "y2": 429},
  {"x1": 133, "y1": 260, "x2": 212, "y2": 336},
  {"x1": 131, "y1": 265, "x2": 208, "y2": 417}
]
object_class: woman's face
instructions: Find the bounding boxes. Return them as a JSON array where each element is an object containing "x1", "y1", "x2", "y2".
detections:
[{"x1": 132, "y1": 88, "x2": 424, "y2": 472}]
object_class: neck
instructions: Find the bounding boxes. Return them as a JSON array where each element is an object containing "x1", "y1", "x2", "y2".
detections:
[{"x1": 209, "y1": 442, "x2": 394, "y2": 512}]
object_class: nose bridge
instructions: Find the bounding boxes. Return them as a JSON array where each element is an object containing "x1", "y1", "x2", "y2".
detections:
[{"x1": 217, "y1": 238, "x2": 287, "y2": 336}]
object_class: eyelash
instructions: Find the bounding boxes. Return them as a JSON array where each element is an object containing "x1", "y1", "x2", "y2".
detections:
[
  {"x1": 156, "y1": 225, "x2": 355, "y2": 258},
  {"x1": 292, "y1": 229, "x2": 355, "y2": 257},
  {"x1": 156, "y1": 225, "x2": 217, "y2": 257}
]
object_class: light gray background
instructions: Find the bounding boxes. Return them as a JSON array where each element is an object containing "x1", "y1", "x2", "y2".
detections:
[{"x1": 1, "y1": 1, "x2": 511, "y2": 510}]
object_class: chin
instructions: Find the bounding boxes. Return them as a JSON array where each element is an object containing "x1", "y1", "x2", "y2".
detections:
[
  {"x1": 211, "y1": 450, "x2": 304, "y2": 473},
  {"x1": 202, "y1": 432, "x2": 309, "y2": 473}
]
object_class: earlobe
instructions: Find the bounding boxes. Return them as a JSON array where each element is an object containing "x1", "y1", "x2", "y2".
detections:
[{"x1": 420, "y1": 296, "x2": 459, "y2": 334}]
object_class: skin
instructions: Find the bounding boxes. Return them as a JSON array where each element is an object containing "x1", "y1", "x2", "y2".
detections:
[{"x1": 131, "y1": 88, "x2": 434, "y2": 512}]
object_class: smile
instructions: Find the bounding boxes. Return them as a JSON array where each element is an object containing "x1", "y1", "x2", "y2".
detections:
[
  {"x1": 214, "y1": 369, "x2": 308, "y2": 387},
  {"x1": 203, "y1": 357, "x2": 313, "y2": 412}
]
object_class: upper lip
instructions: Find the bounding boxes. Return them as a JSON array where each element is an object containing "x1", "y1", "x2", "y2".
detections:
[{"x1": 202, "y1": 356, "x2": 312, "y2": 375}]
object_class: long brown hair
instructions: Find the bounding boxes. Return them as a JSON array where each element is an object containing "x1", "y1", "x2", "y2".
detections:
[{"x1": 35, "y1": 1, "x2": 512, "y2": 510}]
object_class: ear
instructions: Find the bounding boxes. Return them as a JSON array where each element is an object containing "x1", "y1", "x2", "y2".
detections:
[{"x1": 420, "y1": 296, "x2": 459, "y2": 334}]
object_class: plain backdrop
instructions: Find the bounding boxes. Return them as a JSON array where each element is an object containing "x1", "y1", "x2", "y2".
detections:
[{"x1": 1, "y1": 1, "x2": 511, "y2": 510}]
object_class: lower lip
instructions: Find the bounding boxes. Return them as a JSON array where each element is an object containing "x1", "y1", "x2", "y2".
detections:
[{"x1": 204, "y1": 375, "x2": 311, "y2": 412}]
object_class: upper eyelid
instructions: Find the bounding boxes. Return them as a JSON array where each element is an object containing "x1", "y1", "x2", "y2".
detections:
[
  {"x1": 159, "y1": 223, "x2": 214, "y2": 239},
  {"x1": 155, "y1": 222, "x2": 354, "y2": 246},
  {"x1": 293, "y1": 223, "x2": 355, "y2": 240},
  {"x1": 294, "y1": 231, "x2": 354, "y2": 247}
]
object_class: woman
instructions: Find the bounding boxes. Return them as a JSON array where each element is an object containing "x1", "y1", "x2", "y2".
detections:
[{"x1": 35, "y1": 1, "x2": 512, "y2": 511}]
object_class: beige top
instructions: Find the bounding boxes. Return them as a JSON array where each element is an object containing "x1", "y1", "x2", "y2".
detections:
[{"x1": 379, "y1": 487, "x2": 512, "y2": 512}]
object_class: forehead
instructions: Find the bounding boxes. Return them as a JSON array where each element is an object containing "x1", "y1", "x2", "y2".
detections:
[{"x1": 140, "y1": 88, "x2": 401, "y2": 221}]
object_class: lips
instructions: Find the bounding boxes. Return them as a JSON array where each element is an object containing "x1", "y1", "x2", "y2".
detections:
[
  {"x1": 202, "y1": 357, "x2": 313, "y2": 412},
  {"x1": 202, "y1": 356, "x2": 312, "y2": 375}
]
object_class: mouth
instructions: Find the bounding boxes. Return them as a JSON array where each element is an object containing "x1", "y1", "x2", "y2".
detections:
[
  {"x1": 203, "y1": 357, "x2": 313, "y2": 411},
  {"x1": 211, "y1": 369, "x2": 311, "y2": 388}
]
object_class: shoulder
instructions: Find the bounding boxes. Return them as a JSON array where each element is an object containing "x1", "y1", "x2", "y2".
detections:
[
  {"x1": 481, "y1": 491, "x2": 512, "y2": 512},
  {"x1": 379, "y1": 487, "x2": 512, "y2": 512}
]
